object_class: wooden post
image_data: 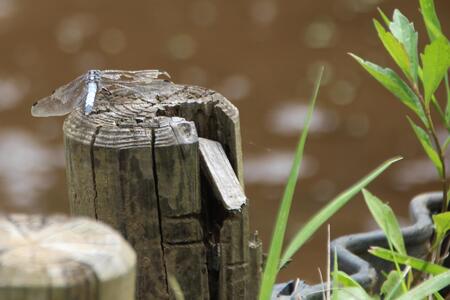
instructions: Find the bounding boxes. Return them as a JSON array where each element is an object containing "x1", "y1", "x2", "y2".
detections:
[
  {"x1": 0, "y1": 214, "x2": 136, "y2": 300},
  {"x1": 63, "y1": 80, "x2": 262, "y2": 299}
]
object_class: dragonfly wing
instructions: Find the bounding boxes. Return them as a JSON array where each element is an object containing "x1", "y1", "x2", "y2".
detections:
[
  {"x1": 100, "y1": 69, "x2": 170, "y2": 83},
  {"x1": 31, "y1": 74, "x2": 87, "y2": 117}
]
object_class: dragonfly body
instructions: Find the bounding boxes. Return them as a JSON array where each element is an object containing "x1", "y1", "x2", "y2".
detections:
[
  {"x1": 84, "y1": 70, "x2": 101, "y2": 115},
  {"x1": 31, "y1": 69, "x2": 169, "y2": 117}
]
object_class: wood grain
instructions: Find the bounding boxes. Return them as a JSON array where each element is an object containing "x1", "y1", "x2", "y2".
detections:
[
  {"x1": 0, "y1": 214, "x2": 136, "y2": 300},
  {"x1": 64, "y1": 79, "x2": 262, "y2": 299}
]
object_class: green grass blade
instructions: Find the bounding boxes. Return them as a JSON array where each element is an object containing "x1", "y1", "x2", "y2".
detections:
[
  {"x1": 362, "y1": 189, "x2": 406, "y2": 255},
  {"x1": 168, "y1": 275, "x2": 185, "y2": 300},
  {"x1": 279, "y1": 156, "x2": 402, "y2": 268},
  {"x1": 396, "y1": 271, "x2": 450, "y2": 300},
  {"x1": 369, "y1": 247, "x2": 449, "y2": 275},
  {"x1": 258, "y1": 67, "x2": 324, "y2": 300},
  {"x1": 377, "y1": 7, "x2": 391, "y2": 27}
]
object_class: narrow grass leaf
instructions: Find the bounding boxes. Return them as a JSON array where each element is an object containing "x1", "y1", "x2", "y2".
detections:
[
  {"x1": 377, "y1": 8, "x2": 391, "y2": 27},
  {"x1": 407, "y1": 117, "x2": 443, "y2": 176},
  {"x1": 369, "y1": 247, "x2": 449, "y2": 275},
  {"x1": 362, "y1": 189, "x2": 406, "y2": 255},
  {"x1": 396, "y1": 270, "x2": 450, "y2": 300},
  {"x1": 431, "y1": 212, "x2": 450, "y2": 249},
  {"x1": 389, "y1": 10, "x2": 419, "y2": 84},
  {"x1": 434, "y1": 292, "x2": 445, "y2": 300},
  {"x1": 332, "y1": 268, "x2": 373, "y2": 299},
  {"x1": 444, "y1": 136, "x2": 450, "y2": 152},
  {"x1": 381, "y1": 270, "x2": 406, "y2": 300},
  {"x1": 421, "y1": 38, "x2": 450, "y2": 104},
  {"x1": 419, "y1": 0, "x2": 444, "y2": 42},
  {"x1": 168, "y1": 275, "x2": 185, "y2": 300},
  {"x1": 349, "y1": 54, "x2": 426, "y2": 125},
  {"x1": 373, "y1": 19, "x2": 411, "y2": 81},
  {"x1": 332, "y1": 287, "x2": 374, "y2": 300},
  {"x1": 279, "y1": 156, "x2": 402, "y2": 268},
  {"x1": 258, "y1": 67, "x2": 324, "y2": 300}
]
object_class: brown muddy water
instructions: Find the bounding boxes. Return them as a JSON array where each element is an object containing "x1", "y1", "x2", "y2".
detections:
[{"x1": 0, "y1": 0, "x2": 449, "y2": 285}]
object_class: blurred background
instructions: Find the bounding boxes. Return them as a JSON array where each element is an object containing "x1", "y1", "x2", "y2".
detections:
[{"x1": 0, "y1": 0, "x2": 448, "y2": 284}]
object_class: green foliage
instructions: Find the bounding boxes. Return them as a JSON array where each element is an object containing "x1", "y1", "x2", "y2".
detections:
[
  {"x1": 432, "y1": 212, "x2": 450, "y2": 249},
  {"x1": 332, "y1": 271, "x2": 374, "y2": 300},
  {"x1": 279, "y1": 157, "x2": 402, "y2": 268},
  {"x1": 258, "y1": 69, "x2": 402, "y2": 300},
  {"x1": 369, "y1": 247, "x2": 449, "y2": 275},
  {"x1": 352, "y1": 0, "x2": 450, "y2": 290},
  {"x1": 421, "y1": 38, "x2": 450, "y2": 104},
  {"x1": 407, "y1": 117, "x2": 443, "y2": 176},
  {"x1": 373, "y1": 19, "x2": 411, "y2": 81},
  {"x1": 258, "y1": 68, "x2": 323, "y2": 300},
  {"x1": 396, "y1": 271, "x2": 450, "y2": 300},
  {"x1": 362, "y1": 190, "x2": 406, "y2": 255},
  {"x1": 349, "y1": 54, "x2": 426, "y2": 124},
  {"x1": 389, "y1": 10, "x2": 419, "y2": 84},
  {"x1": 168, "y1": 275, "x2": 185, "y2": 300},
  {"x1": 419, "y1": 0, "x2": 444, "y2": 41},
  {"x1": 381, "y1": 270, "x2": 407, "y2": 300}
]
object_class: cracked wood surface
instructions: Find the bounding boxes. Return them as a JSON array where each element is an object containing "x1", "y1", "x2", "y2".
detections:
[
  {"x1": 63, "y1": 79, "x2": 262, "y2": 299},
  {"x1": 0, "y1": 214, "x2": 136, "y2": 300}
]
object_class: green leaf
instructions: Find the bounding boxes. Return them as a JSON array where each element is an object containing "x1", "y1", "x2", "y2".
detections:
[
  {"x1": 381, "y1": 270, "x2": 406, "y2": 300},
  {"x1": 444, "y1": 136, "x2": 450, "y2": 151},
  {"x1": 332, "y1": 270, "x2": 374, "y2": 300},
  {"x1": 396, "y1": 271, "x2": 450, "y2": 300},
  {"x1": 168, "y1": 275, "x2": 185, "y2": 300},
  {"x1": 258, "y1": 67, "x2": 323, "y2": 300},
  {"x1": 369, "y1": 247, "x2": 449, "y2": 275},
  {"x1": 432, "y1": 212, "x2": 450, "y2": 249},
  {"x1": 349, "y1": 54, "x2": 426, "y2": 125},
  {"x1": 419, "y1": 0, "x2": 444, "y2": 42},
  {"x1": 332, "y1": 287, "x2": 374, "y2": 300},
  {"x1": 389, "y1": 10, "x2": 419, "y2": 84},
  {"x1": 377, "y1": 8, "x2": 391, "y2": 27},
  {"x1": 421, "y1": 38, "x2": 450, "y2": 104},
  {"x1": 362, "y1": 189, "x2": 406, "y2": 255},
  {"x1": 407, "y1": 117, "x2": 443, "y2": 177},
  {"x1": 373, "y1": 19, "x2": 412, "y2": 82},
  {"x1": 446, "y1": 74, "x2": 450, "y2": 125},
  {"x1": 334, "y1": 270, "x2": 366, "y2": 288},
  {"x1": 278, "y1": 156, "x2": 402, "y2": 268}
]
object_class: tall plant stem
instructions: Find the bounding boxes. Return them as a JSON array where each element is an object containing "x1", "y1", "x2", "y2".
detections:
[
  {"x1": 413, "y1": 84, "x2": 449, "y2": 265},
  {"x1": 413, "y1": 84, "x2": 448, "y2": 212}
]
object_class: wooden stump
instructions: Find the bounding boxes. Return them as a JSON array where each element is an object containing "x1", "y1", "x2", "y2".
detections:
[
  {"x1": 0, "y1": 214, "x2": 136, "y2": 300},
  {"x1": 63, "y1": 80, "x2": 262, "y2": 299}
]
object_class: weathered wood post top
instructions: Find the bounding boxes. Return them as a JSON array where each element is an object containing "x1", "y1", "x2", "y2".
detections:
[
  {"x1": 0, "y1": 214, "x2": 136, "y2": 300},
  {"x1": 63, "y1": 76, "x2": 262, "y2": 299}
]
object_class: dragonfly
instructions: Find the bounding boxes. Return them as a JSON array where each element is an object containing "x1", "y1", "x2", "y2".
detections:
[{"x1": 31, "y1": 69, "x2": 170, "y2": 117}]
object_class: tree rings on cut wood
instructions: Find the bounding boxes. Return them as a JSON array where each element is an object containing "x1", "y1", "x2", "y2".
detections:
[
  {"x1": 63, "y1": 78, "x2": 262, "y2": 299},
  {"x1": 0, "y1": 214, "x2": 136, "y2": 300}
]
